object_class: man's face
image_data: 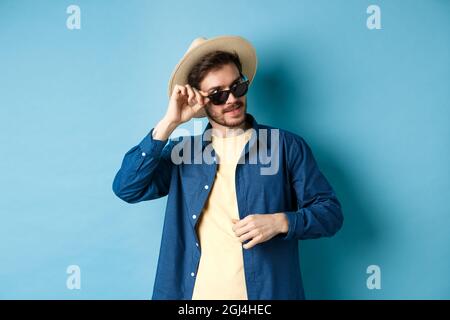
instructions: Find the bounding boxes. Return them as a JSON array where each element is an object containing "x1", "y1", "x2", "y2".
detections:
[{"x1": 199, "y1": 63, "x2": 247, "y2": 128}]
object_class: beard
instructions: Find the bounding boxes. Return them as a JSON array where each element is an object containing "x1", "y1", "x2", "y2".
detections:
[{"x1": 205, "y1": 100, "x2": 247, "y2": 128}]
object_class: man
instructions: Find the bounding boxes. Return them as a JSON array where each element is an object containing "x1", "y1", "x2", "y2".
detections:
[{"x1": 112, "y1": 35, "x2": 343, "y2": 300}]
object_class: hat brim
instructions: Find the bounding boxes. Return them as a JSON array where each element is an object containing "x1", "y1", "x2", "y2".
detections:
[{"x1": 168, "y1": 35, "x2": 257, "y2": 98}]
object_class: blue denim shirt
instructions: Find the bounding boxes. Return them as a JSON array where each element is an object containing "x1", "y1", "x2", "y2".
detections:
[{"x1": 112, "y1": 113, "x2": 343, "y2": 300}]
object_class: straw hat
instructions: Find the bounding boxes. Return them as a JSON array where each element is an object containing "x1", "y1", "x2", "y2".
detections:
[{"x1": 167, "y1": 35, "x2": 258, "y2": 98}]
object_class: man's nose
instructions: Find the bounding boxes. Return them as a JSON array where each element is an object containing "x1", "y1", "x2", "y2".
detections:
[{"x1": 226, "y1": 91, "x2": 239, "y2": 104}]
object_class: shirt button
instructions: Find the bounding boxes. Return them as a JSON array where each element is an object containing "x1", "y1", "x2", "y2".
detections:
[
  {"x1": 141, "y1": 152, "x2": 146, "y2": 157},
  {"x1": 204, "y1": 185, "x2": 209, "y2": 190},
  {"x1": 191, "y1": 272, "x2": 195, "y2": 277},
  {"x1": 195, "y1": 242, "x2": 199, "y2": 247},
  {"x1": 192, "y1": 215, "x2": 197, "y2": 219}
]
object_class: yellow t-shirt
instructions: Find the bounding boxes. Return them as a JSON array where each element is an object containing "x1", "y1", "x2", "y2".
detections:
[{"x1": 192, "y1": 128, "x2": 253, "y2": 300}]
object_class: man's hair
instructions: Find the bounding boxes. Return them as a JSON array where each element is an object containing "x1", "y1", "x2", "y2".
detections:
[{"x1": 187, "y1": 50, "x2": 243, "y2": 90}]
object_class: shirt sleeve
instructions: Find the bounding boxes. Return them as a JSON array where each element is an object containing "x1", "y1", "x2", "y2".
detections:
[
  {"x1": 112, "y1": 128, "x2": 175, "y2": 203},
  {"x1": 281, "y1": 134, "x2": 344, "y2": 240}
]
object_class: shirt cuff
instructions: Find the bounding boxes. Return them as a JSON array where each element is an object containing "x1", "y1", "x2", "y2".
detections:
[{"x1": 280, "y1": 211, "x2": 304, "y2": 241}]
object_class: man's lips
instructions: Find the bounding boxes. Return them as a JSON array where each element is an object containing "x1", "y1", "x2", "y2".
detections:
[{"x1": 224, "y1": 105, "x2": 242, "y2": 113}]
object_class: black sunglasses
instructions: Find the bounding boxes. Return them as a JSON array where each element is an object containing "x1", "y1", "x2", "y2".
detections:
[{"x1": 205, "y1": 76, "x2": 250, "y2": 105}]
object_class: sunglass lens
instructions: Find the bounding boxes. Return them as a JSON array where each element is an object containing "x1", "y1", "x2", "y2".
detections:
[
  {"x1": 233, "y1": 81, "x2": 249, "y2": 98},
  {"x1": 211, "y1": 91, "x2": 229, "y2": 105}
]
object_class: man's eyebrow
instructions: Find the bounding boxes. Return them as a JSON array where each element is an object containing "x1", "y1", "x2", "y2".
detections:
[{"x1": 207, "y1": 76, "x2": 241, "y2": 92}]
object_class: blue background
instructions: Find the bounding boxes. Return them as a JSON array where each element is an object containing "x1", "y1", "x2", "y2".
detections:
[{"x1": 0, "y1": 0, "x2": 449, "y2": 299}]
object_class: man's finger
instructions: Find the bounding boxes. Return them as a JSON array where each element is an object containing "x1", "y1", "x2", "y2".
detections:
[
  {"x1": 243, "y1": 235, "x2": 262, "y2": 250},
  {"x1": 233, "y1": 214, "x2": 253, "y2": 231},
  {"x1": 192, "y1": 88, "x2": 206, "y2": 106},
  {"x1": 199, "y1": 89, "x2": 209, "y2": 97},
  {"x1": 174, "y1": 85, "x2": 186, "y2": 97},
  {"x1": 185, "y1": 84, "x2": 196, "y2": 104},
  {"x1": 234, "y1": 223, "x2": 255, "y2": 237},
  {"x1": 238, "y1": 229, "x2": 259, "y2": 243},
  {"x1": 232, "y1": 219, "x2": 247, "y2": 232},
  {"x1": 197, "y1": 88, "x2": 210, "y2": 104}
]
